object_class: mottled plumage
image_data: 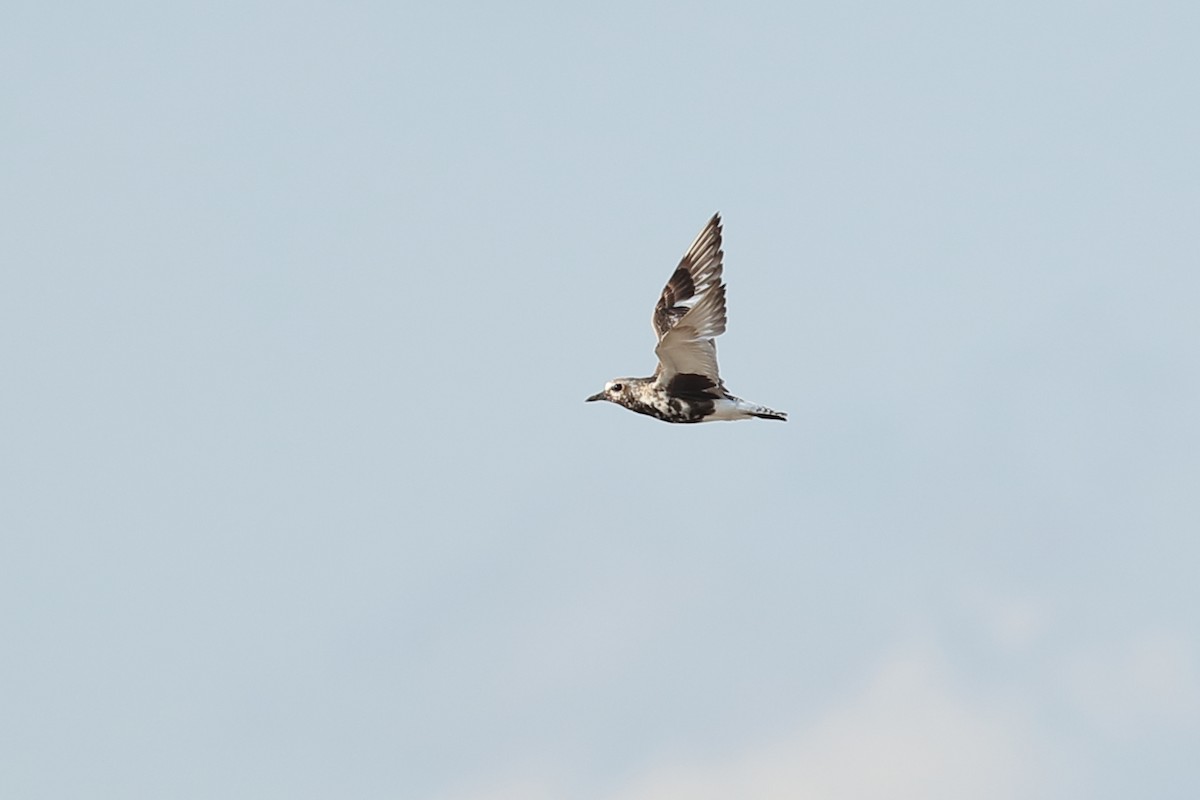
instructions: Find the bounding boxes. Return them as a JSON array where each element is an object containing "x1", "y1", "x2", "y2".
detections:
[{"x1": 586, "y1": 214, "x2": 787, "y2": 424}]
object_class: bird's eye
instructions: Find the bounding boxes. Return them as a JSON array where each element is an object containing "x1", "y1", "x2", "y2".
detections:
[{"x1": 611, "y1": 383, "x2": 623, "y2": 392}]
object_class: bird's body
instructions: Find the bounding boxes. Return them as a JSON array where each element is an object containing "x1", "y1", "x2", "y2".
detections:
[{"x1": 587, "y1": 214, "x2": 787, "y2": 424}]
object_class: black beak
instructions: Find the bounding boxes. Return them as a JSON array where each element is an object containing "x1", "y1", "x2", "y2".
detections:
[{"x1": 585, "y1": 392, "x2": 605, "y2": 403}]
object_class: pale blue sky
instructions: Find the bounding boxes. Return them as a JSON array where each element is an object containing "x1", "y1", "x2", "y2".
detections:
[{"x1": 3, "y1": 2, "x2": 1198, "y2": 798}]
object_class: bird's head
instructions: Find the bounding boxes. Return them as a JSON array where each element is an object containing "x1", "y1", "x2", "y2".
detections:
[{"x1": 586, "y1": 379, "x2": 633, "y2": 405}]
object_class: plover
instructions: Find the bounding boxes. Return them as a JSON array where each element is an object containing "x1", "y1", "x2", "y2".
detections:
[{"x1": 586, "y1": 213, "x2": 787, "y2": 423}]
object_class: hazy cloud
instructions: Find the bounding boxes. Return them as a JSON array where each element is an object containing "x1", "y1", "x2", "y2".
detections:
[
  {"x1": 1061, "y1": 630, "x2": 1200, "y2": 735},
  {"x1": 444, "y1": 643, "x2": 1069, "y2": 800}
]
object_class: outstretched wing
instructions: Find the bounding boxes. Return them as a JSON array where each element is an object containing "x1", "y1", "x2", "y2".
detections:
[
  {"x1": 652, "y1": 213, "x2": 725, "y2": 340},
  {"x1": 652, "y1": 214, "x2": 728, "y2": 386}
]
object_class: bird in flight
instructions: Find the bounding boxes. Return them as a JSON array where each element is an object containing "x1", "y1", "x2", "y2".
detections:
[{"x1": 586, "y1": 213, "x2": 787, "y2": 423}]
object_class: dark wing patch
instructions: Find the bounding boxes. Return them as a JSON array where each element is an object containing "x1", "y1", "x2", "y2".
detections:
[
  {"x1": 653, "y1": 266, "x2": 696, "y2": 336},
  {"x1": 665, "y1": 372, "x2": 723, "y2": 402}
]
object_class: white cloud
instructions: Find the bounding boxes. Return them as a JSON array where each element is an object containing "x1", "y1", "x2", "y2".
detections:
[
  {"x1": 443, "y1": 644, "x2": 1064, "y2": 800},
  {"x1": 605, "y1": 646, "x2": 1051, "y2": 800}
]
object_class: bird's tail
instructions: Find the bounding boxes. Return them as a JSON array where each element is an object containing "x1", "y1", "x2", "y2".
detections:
[{"x1": 737, "y1": 399, "x2": 787, "y2": 421}]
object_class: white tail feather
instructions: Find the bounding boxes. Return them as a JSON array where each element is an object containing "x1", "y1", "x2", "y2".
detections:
[{"x1": 708, "y1": 397, "x2": 788, "y2": 422}]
